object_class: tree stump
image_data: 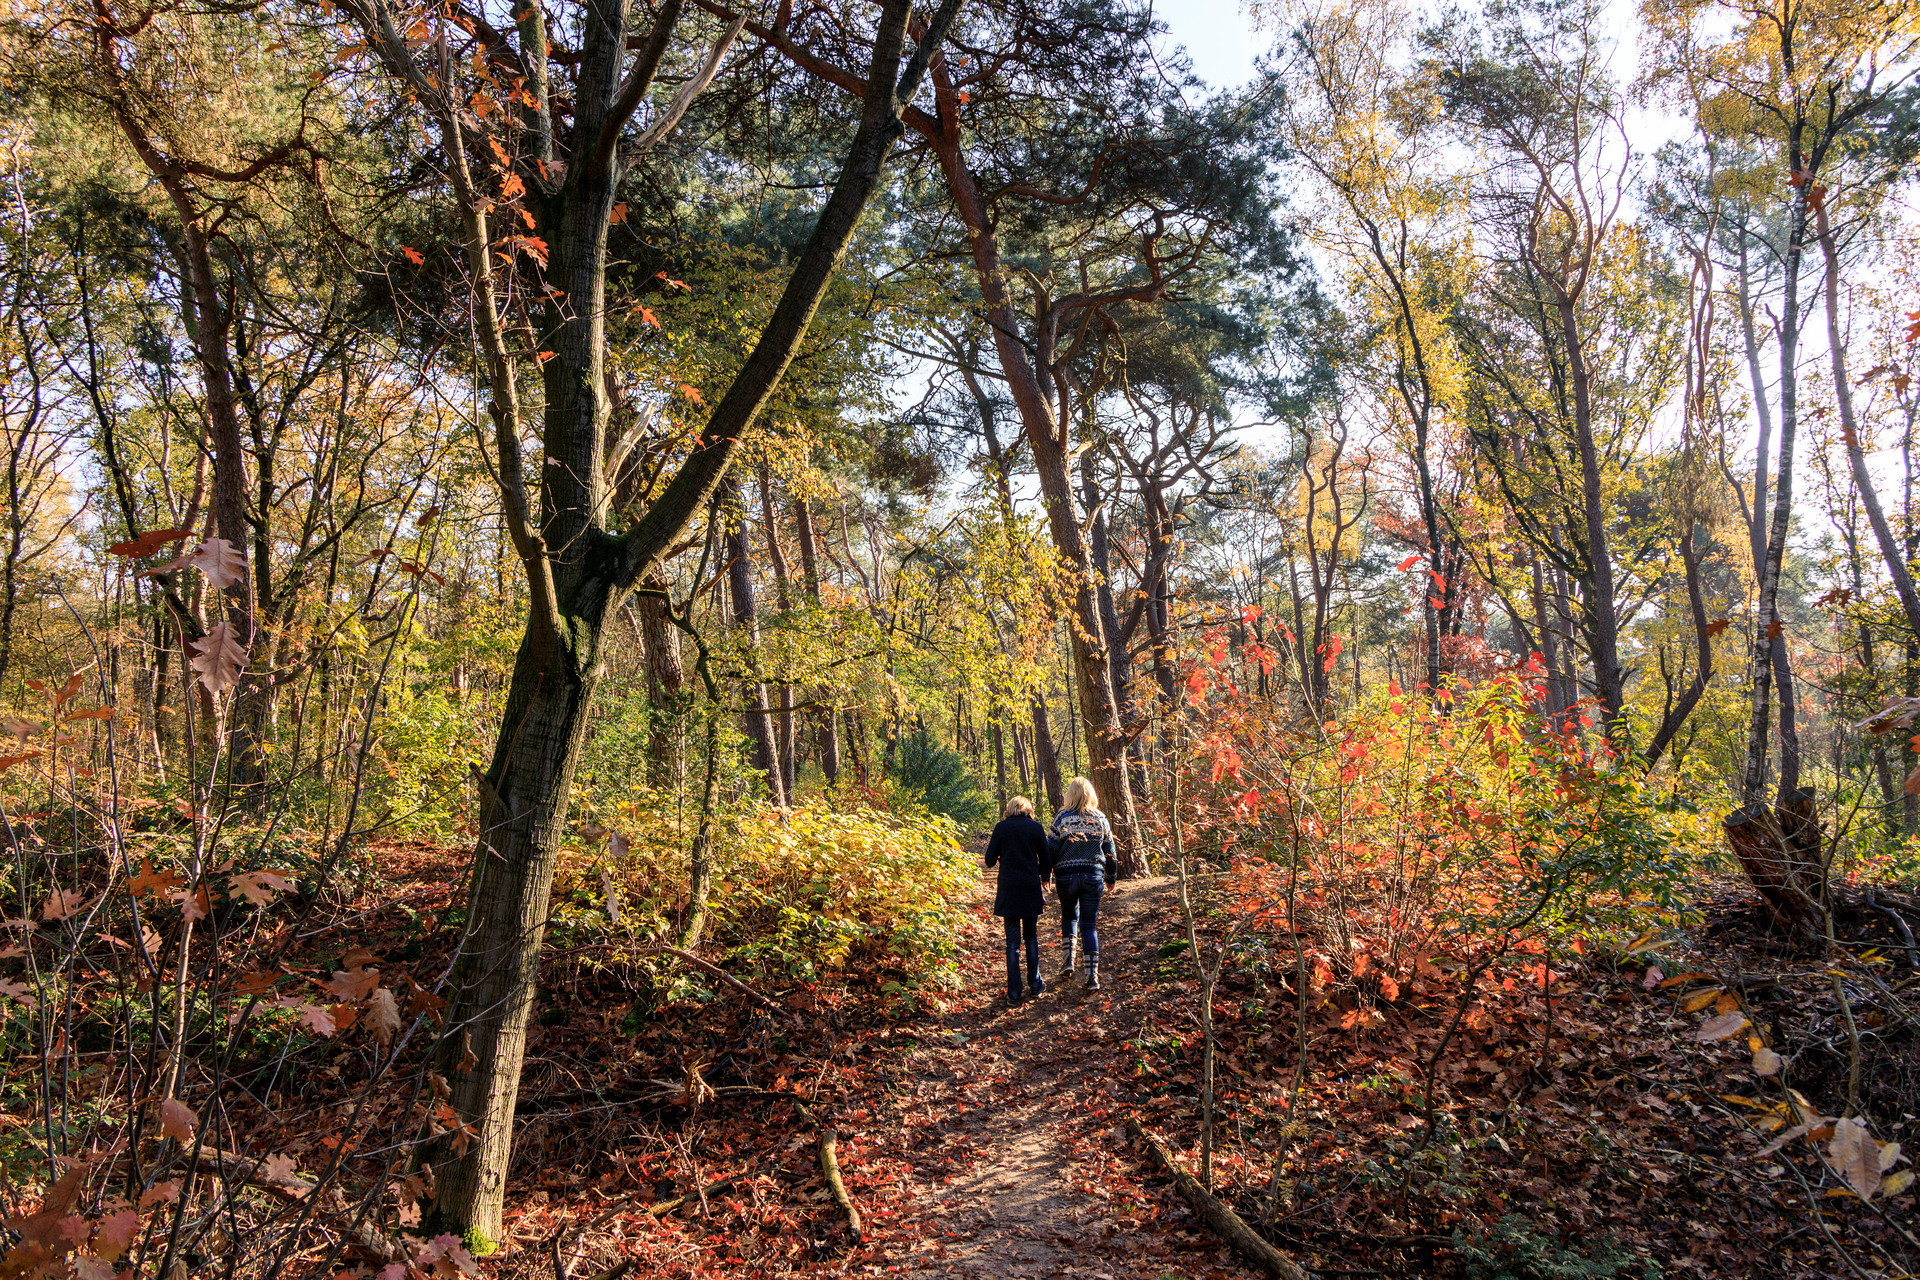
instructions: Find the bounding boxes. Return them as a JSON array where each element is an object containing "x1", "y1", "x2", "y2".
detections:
[{"x1": 1723, "y1": 787, "x2": 1829, "y2": 945}]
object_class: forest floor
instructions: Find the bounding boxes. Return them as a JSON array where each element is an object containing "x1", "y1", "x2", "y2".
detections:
[
  {"x1": 829, "y1": 872, "x2": 1242, "y2": 1280},
  {"x1": 421, "y1": 848, "x2": 1920, "y2": 1280}
]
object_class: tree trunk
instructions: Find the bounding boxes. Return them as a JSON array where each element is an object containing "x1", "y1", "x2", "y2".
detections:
[
  {"x1": 725, "y1": 481, "x2": 787, "y2": 806},
  {"x1": 1818, "y1": 200, "x2": 1920, "y2": 640},
  {"x1": 99, "y1": 72, "x2": 264, "y2": 794},
  {"x1": 758, "y1": 462, "x2": 798, "y2": 795},
  {"x1": 1556, "y1": 292, "x2": 1625, "y2": 728},
  {"x1": 436, "y1": 629, "x2": 600, "y2": 1235},
  {"x1": 411, "y1": 0, "x2": 945, "y2": 1240},
  {"x1": 1740, "y1": 162, "x2": 1809, "y2": 808},
  {"x1": 1030, "y1": 693, "x2": 1064, "y2": 813},
  {"x1": 636, "y1": 572, "x2": 686, "y2": 789},
  {"x1": 1082, "y1": 456, "x2": 1132, "y2": 725},
  {"x1": 793, "y1": 494, "x2": 840, "y2": 783}
]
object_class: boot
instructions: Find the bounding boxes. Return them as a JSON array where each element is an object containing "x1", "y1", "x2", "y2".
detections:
[
  {"x1": 1059, "y1": 936, "x2": 1077, "y2": 979},
  {"x1": 1085, "y1": 960, "x2": 1100, "y2": 991}
]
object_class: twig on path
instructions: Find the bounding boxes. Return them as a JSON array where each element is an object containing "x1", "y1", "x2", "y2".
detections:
[
  {"x1": 645, "y1": 1177, "x2": 736, "y2": 1218},
  {"x1": 819, "y1": 1128, "x2": 863, "y2": 1243},
  {"x1": 1126, "y1": 1119, "x2": 1308, "y2": 1280},
  {"x1": 580, "y1": 1261, "x2": 636, "y2": 1280}
]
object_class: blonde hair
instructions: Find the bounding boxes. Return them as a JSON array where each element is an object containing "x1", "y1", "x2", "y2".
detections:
[
  {"x1": 1062, "y1": 776, "x2": 1099, "y2": 814},
  {"x1": 1003, "y1": 795, "x2": 1035, "y2": 818}
]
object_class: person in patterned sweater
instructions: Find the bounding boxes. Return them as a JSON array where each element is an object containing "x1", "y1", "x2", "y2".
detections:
[{"x1": 1047, "y1": 776, "x2": 1119, "y2": 990}]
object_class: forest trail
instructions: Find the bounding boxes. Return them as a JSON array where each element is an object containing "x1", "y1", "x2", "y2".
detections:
[{"x1": 854, "y1": 869, "x2": 1265, "y2": 1280}]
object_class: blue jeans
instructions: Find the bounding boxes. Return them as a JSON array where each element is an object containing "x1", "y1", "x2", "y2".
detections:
[
  {"x1": 1056, "y1": 872, "x2": 1104, "y2": 961},
  {"x1": 1003, "y1": 915, "x2": 1042, "y2": 998}
]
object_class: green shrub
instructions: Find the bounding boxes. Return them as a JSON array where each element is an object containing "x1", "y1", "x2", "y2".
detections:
[
  {"x1": 1453, "y1": 1215, "x2": 1662, "y2": 1280},
  {"x1": 554, "y1": 794, "x2": 975, "y2": 988},
  {"x1": 891, "y1": 729, "x2": 993, "y2": 828},
  {"x1": 368, "y1": 687, "x2": 489, "y2": 837}
]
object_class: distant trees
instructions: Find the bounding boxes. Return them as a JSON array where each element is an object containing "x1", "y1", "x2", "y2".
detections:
[{"x1": 738, "y1": 0, "x2": 1303, "y2": 874}]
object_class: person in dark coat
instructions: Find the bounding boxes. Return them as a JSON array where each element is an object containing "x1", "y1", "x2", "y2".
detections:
[{"x1": 984, "y1": 795, "x2": 1050, "y2": 1004}]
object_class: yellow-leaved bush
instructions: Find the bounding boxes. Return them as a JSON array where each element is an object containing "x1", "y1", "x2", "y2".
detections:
[{"x1": 554, "y1": 795, "x2": 976, "y2": 991}]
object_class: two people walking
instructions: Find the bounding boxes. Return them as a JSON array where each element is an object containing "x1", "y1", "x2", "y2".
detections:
[{"x1": 982, "y1": 777, "x2": 1119, "y2": 1005}]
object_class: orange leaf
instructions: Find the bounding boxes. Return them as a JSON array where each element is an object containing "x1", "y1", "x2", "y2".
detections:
[{"x1": 401, "y1": 246, "x2": 425, "y2": 266}]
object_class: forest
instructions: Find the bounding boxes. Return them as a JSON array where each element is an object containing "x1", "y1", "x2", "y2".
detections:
[{"x1": 2, "y1": 0, "x2": 1919, "y2": 1275}]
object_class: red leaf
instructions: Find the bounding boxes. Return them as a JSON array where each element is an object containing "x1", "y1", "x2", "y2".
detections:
[
  {"x1": 401, "y1": 246, "x2": 425, "y2": 266},
  {"x1": 1397, "y1": 554, "x2": 1420, "y2": 571},
  {"x1": 108, "y1": 527, "x2": 195, "y2": 558},
  {"x1": 160, "y1": 1098, "x2": 196, "y2": 1141}
]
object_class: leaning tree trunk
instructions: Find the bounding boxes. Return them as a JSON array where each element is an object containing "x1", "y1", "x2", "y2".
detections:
[
  {"x1": 439, "y1": 624, "x2": 603, "y2": 1231},
  {"x1": 928, "y1": 132, "x2": 1142, "y2": 873},
  {"x1": 1722, "y1": 787, "x2": 1828, "y2": 945}
]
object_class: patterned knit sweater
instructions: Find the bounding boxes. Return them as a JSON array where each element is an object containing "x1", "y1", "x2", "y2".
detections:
[{"x1": 1048, "y1": 808, "x2": 1117, "y2": 883}]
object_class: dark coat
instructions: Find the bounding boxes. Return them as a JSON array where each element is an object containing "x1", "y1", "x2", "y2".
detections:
[{"x1": 984, "y1": 814, "x2": 1050, "y2": 918}]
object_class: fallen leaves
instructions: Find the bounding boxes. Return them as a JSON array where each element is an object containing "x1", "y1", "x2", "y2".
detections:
[{"x1": 1694, "y1": 1010, "x2": 1748, "y2": 1042}]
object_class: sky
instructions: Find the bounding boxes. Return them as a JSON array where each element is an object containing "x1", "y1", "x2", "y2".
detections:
[{"x1": 1156, "y1": 0, "x2": 1265, "y2": 91}]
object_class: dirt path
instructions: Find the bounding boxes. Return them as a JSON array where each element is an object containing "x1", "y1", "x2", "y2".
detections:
[{"x1": 854, "y1": 869, "x2": 1263, "y2": 1280}]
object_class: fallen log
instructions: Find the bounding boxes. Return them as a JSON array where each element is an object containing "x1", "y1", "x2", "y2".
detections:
[
  {"x1": 818, "y1": 1129, "x2": 862, "y2": 1243},
  {"x1": 1126, "y1": 1119, "x2": 1307, "y2": 1280}
]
